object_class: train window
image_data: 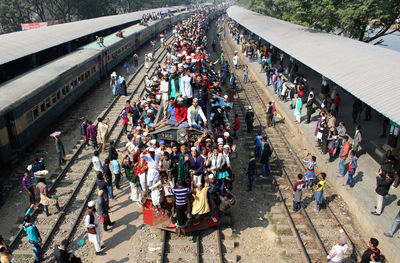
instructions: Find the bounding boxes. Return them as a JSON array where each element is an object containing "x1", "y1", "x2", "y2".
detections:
[
  {"x1": 73, "y1": 80, "x2": 77, "y2": 87},
  {"x1": 57, "y1": 91, "x2": 61, "y2": 100},
  {"x1": 62, "y1": 87, "x2": 66, "y2": 95},
  {"x1": 66, "y1": 85, "x2": 70, "y2": 93},
  {"x1": 80, "y1": 74, "x2": 84, "y2": 82},
  {"x1": 40, "y1": 102, "x2": 46, "y2": 112},
  {"x1": 46, "y1": 98, "x2": 51, "y2": 108},
  {"x1": 52, "y1": 94, "x2": 57, "y2": 104},
  {"x1": 92, "y1": 66, "x2": 96, "y2": 73},
  {"x1": 33, "y1": 107, "x2": 39, "y2": 118},
  {"x1": 107, "y1": 55, "x2": 110, "y2": 61}
]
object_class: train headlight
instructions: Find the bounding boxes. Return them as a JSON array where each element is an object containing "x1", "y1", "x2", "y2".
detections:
[{"x1": 177, "y1": 129, "x2": 187, "y2": 144}]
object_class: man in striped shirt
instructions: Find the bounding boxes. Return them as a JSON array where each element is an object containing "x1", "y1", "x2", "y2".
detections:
[{"x1": 170, "y1": 180, "x2": 191, "y2": 229}]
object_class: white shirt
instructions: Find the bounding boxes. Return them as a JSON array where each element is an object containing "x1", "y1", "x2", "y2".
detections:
[
  {"x1": 160, "y1": 80, "x2": 169, "y2": 100},
  {"x1": 187, "y1": 105, "x2": 207, "y2": 125},
  {"x1": 327, "y1": 244, "x2": 348, "y2": 262},
  {"x1": 181, "y1": 74, "x2": 193, "y2": 98},
  {"x1": 92, "y1": 156, "x2": 102, "y2": 172},
  {"x1": 233, "y1": 55, "x2": 238, "y2": 65}
]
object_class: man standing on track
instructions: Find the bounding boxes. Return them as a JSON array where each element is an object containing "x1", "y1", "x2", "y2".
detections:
[
  {"x1": 233, "y1": 51, "x2": 239, "y2": 69},
  {"x1": 85, "y1": 201, "x2": 105, "y2": 256},
  {"x1": 86, "y1": 121, "x2": 97, "y2": 150},
  {"x1": 97, "y1": 118, "x2": 109, "y2": 153},
  {"x1": 23, "y1": 214, "x2": 43, "y2": 263},
  {"x1": 245, "y1": 106, "x2": 254, "y2": 133}
]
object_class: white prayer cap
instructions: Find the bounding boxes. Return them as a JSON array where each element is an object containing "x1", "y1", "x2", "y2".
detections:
[
  {"x1": 143, "y1": 131, "x2": 149, "y2": 136},
  {"x1": 248, "y1": 106, "x2": 252, "y2": 110},
  {"x1": 223, "y1": 95, "x2": 228, "y2": 99},
  {"x1": 186, "y1": 56, "x2": 191, "y2": 59},
  {"x1": 88, "y1": 201, "x2": 95, "y2": 208},
  {"x1": 193, "y1": 98, "x2": 199, "y2": 102},
  {"x1": 149, "y1": 147, "x2": 155, "y2": 152},
  {"x1": 135, "y1": 135, "x2": 141, "y2": 139},
  {"x1": 217, "y1": 138, "x2": 224, "y2": 143},
  {"x1": 162, "y1": 71, "x2": 169, "y2": 75},
  {"x1": 191, "y1": 147, "x2": 197, "y2": 151},
  {"x1": 146, "y1": 98, "x2": 151, "y2": 102},
  {"x1": 223, "y1": 144, "x2": 230, "y2": 149},
  {"x1": 177, "y1": 97, "x2": 184, "y2": 102},
  {"x1": 178, "y1": 63, "x2": 184, "y2": 68},
  {"x1": 150, "y1": 139, "x2": 157, "y2": 145},
  {"x1": 208, "y1": 174, "x2": 214, "y2": 179},
  {"x1": 136, "y1": 126, "x2": 142, "y2": 130},
  {"x1": 224, "y1": 132, "x2": 230, "y2": 137}
]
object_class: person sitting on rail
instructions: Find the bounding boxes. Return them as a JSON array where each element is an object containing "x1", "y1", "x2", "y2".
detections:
[{"x1": 187, "y1": 98, "x2": 207, "y2": 130}]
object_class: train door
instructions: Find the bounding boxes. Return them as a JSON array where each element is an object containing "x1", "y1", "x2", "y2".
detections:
[
  {"x1": 97, "y1": 50, "x2": 107, "y2": 78},
  {"x1": 4, "y1": 112, "x2": 18, "y2": 149}
]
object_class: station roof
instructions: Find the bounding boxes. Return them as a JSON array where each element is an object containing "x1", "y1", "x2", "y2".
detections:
[
  {"x1": 228, "y1": 6, "x2": 400, "y2": 124},
  {"x1": 0, "y1": 6, "x2": 182, "y2": 65}
]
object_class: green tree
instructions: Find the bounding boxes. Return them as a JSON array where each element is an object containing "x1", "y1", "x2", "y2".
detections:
[{"x1": 241, "y1": 0, "x2": 400, "y2": 43}]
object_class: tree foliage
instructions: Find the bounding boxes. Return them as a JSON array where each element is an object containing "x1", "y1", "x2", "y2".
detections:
[
  {"x1": 0, "y1": 0, "x2": 194, "y2": 33},
  {"x1": 240, "y1": 0, "x2": 400, "y2": 43}
]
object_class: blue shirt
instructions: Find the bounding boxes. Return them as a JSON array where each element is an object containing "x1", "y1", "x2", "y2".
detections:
[
  {"x1": 167, "y1": 104, "x2": 176, "y2": 120},
  {"x1": 24, "y1": 224, "x2": 40, "y2": 243},
  {"x1": 255, "y1": 135, "x2": 263, "y2": 147},
  {"x1": 111, "y1": 159, "x2": 120, "y2": 174}
]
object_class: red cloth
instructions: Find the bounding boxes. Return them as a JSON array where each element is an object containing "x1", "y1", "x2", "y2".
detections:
[
  {"x1": 334, "y1": 96, "x2": 341, "y2": 107},
  {"x1": 174, "y1": 103, "x2": 188, "y2": 122},
  {"x1": 234, "y1": 117, "x2": 240, "y2": 131}
]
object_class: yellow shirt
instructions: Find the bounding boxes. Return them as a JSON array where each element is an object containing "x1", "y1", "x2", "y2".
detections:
[
  {"x1": 316, "y1": 180, "x2": 326, "y2": 191},
  {"x1": 191, "y1": 183, "x2": 210, "y2": 215}
]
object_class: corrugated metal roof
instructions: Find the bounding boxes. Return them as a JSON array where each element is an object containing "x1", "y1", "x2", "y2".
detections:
[
  {"x1": 0, "y1": 6, "x2": 182, "y2": 65},
  {"x1": 228, "y1": 6, "x2": 400, "y2": 124}
]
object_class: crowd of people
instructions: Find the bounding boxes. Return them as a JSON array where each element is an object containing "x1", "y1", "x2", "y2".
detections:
[{"x1": 83, "y1": 8, "x2": 242, "y2": 253}]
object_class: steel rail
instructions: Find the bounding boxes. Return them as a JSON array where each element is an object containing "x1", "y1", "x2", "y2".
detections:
[{"x1": 220, "y1": 24, "x2": 316, "y2": 262}]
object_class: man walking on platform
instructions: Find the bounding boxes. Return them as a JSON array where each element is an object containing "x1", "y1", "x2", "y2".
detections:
[
  {"x1": 371, "y1": 169, "x2": 393, "y2": 216},
  {"x1": 338, "y1": 136, "x2": 350, "y2": 177}
]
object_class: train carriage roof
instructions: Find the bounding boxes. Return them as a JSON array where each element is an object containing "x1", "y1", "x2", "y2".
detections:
[
  {"x1": 228, "y1": 6, "x2": 400, "y2": 124},
  {"x1": 0, "y1": 48, "x2": 99, "y2": 115},
  {"x1": 0, "y1": 6, "x2": 184, "y2": 66},
  {"x1": 0, "y1": 19, "x2": 159, "y2": 115}
]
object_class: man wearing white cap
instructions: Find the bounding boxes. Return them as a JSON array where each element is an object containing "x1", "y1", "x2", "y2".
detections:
[
  {"x1": 245, "y1": 106, "x2": 254, "y2": 133},
  {"x1": 140, "y1": 148, "x2": 160, "y2": 189},
  {"x1": 85, "y1": 201, "x2": 104, "y2": 255},
  {"x1": 160, "y1": 72, "x2": 170, "y2": 117},
  {"x1": 187, "y1": 98, "x2": 207, "y2": 130},
  {"x1": 188, "y1": 147, "x2": 204, "y2": 186},
  {"x1": 181, "y1": 69, "x2": 193, "y2": 107}
]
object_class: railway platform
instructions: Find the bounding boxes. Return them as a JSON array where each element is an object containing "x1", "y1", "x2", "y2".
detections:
[{"x1": 224, "y1": 26, "x2": 400, "y2": 261}]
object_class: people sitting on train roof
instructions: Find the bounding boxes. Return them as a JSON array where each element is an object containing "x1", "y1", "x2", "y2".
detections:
[{"x1": 187, "y1": 98, "x2": 207, "y2": 130}]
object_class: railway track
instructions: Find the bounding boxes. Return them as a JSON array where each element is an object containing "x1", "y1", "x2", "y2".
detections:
[
  {"x1": 221, "y1": 22, "x2": 366, "y2": 262},
  {"x1": 10, "y1": 35, "x2": 175, "y2": 263},
  {"x1": 160, "y1": 227, "x2": 225, "y2": 263}
]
